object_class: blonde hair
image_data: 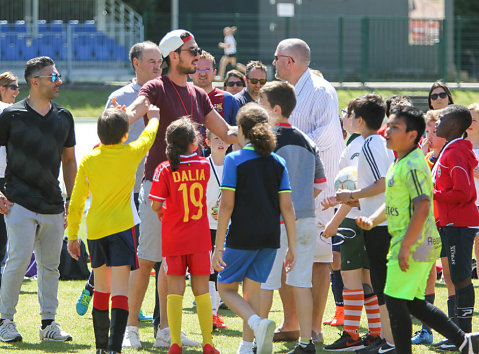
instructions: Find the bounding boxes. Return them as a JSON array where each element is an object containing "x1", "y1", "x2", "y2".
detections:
[
  {"x1": 468, "y1": 103, "x2": 479, "y2": 114},
  {"x1": 0, "y1": 72, "x2": 17, "y2": 101},
  {"x1": 425, "y1": 109, "x2": 442, "y2": 124}
]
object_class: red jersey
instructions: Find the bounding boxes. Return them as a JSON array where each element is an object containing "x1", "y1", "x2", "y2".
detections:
[{"x1": 149, "y1": 154, "x2": 211, "y2": 256}]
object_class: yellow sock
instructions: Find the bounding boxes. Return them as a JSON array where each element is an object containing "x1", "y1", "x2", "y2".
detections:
[
  {"x1": 195, "y1": 292, "x2": 213, "y2": 346},
  {"x1": 167, "y1": 294, "x2": 183, "y2": 346}
]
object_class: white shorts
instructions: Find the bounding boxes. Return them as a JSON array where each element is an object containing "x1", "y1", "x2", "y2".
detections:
[
  {"x1": 137, "y1": 180, "x2": 163, "y2": 262},
  {"x1": 314, "y1": 207, "x2": 333, "y2": 263},
  {"x1": 261, "y1": 217, "x2": 316, "y2": 290}
]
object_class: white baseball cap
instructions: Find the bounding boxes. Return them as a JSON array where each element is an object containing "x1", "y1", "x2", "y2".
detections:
[{"x1": 159, "y1": 29, "x2": 194, "y2": 58}]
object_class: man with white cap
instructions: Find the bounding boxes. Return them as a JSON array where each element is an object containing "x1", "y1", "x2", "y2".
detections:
[{"x1": 120, "y1": 29, "x2": 238, "y2": 350}]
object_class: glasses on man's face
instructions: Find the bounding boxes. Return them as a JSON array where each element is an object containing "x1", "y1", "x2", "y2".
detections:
[
  {"x1": 196, "y1": 68, "x2": 212, "y2": 73},
  {"x1": 430, "y1": 92, "x2": 447, "y2": 100},
  {"x1": 180, "y1": 47, "x2": 202, "y2": 56},
  {"x1": 274, "y1": 54, "x2": 295, "y2": 63},
  {"x1": 5, "y1": 84, "x2": 19, "y2": 91},
  {"x1": 341, "y1": 109, "x2": 349, "y2": 116},
  {"x1": 247, "y1": 78, "x2": 267, "y2": 85},
  {"x1": 226, "y1": 81, "x2": 244, "y2": 87},
  {"x1": 34, "y1": 73, "x2": 62, "y2": 83}
]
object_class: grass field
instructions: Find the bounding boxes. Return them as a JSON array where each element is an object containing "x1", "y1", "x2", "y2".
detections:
[{"x1": 13, "y1": 84, "x2": 479, "y2": 119}]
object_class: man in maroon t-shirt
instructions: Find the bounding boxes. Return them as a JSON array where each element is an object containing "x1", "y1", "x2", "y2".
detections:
[{"x1": 118, "y1": 29, "x2": 238, "y2": 349}]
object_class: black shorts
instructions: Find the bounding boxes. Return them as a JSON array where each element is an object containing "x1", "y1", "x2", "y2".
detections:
[
  {"x1": 439, "y1": 226, "x2": 476, "y2": 283},
  {"x1": 363, "y1": 225, "x2": 391, "y2": 305},
  {"x1": 225, "y1": 53, "x2": 236, "y2": 58},
  {"x1": 340, "y1": 218, "x2": 369, "y2": 271},
  {"x1": 88, "y1": 227, "x2": 139, "y2": 270}
]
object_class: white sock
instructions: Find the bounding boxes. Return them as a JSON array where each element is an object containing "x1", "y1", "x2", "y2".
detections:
[
  {"x1": 209, "y1": 281, "x2": 217, "y2": 314},
  {"x1": 215, "y1": 291, "x2": 220, "y2": 314},
  {"x1": 247, "y1": 314, "x2": 261, "y2": 331}
]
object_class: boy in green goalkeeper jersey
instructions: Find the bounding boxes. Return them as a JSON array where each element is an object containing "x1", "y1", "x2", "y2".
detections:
[{"x1": 356, "y1": 105, "x2": 479, "y2": 354}]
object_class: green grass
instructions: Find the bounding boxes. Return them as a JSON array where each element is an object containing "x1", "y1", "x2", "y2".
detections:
[{"x1": 13, "y1": 85, "x2": 479, "y2": 119}]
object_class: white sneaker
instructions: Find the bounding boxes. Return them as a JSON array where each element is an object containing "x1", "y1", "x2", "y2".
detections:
[
  {"x1": 237, "y1": 341, "x2": 255, "y2": 354},
  {"x1": 253, "y1": 318, "x2": 275, "y2": 354},
  {"x1": 0, "y1": 319, "x2": 22, "y2": 342},
  {"x1": 153, "y1": 327, "x2": 201, "y2": 348},
  {"x1": 122, "y1": 326, "x2": 141, "y2": 349},
  {"x1": 39, "y1": 321, "x2": 72, "y2": 342}
]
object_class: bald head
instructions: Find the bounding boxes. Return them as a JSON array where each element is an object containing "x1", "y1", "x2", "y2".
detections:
[{"x1": 277, "y1": 38, "x2": 310, "y2": 67}]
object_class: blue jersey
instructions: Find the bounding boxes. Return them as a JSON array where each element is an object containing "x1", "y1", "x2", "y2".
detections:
[{"x1": 220, "y1": 144, "x2": 291, "y2": 250}]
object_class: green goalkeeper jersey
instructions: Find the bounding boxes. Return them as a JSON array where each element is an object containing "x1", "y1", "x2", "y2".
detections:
[{"x1": 385, "y1": 148, "x2": 441, "y2": 262}]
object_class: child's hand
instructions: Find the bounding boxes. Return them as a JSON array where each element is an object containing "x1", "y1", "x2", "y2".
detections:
[
  {"x1": 156, "y1": 210, "x2": 164, "y2": 222},
  {"x1": 109, "y1": 97, "x2": 126, "y2": 112},
  {"x1": 398, "y1": 245, "x2": 410, "y2": 272},
  {"x1": 420, "y1": 138, "x2": 430, "y2": 155},
  {"x1": 147, "y1": 104, "x2": 160, "y2": 120},
  {"x1": 67, "y1": 240, "x2": 80, "y2": 261},
  {"x1": 336, "y1": 189, "x2": 356, "y2": 203},
  {"x1": 321, "y1": 222, "x2": 337, "y2": 239},
  {"x1": 321, "y1": 196, "x2": 338, "y2": 211},
  {"x1": 356, "y1": 216, "x2": 374, "y2": 230},
  {"x1": 284, "y1": 247, "x2": 296, "y2": 273},
  {"x1": 212, "y1": 249, "x2": 226, "y2": 271}
]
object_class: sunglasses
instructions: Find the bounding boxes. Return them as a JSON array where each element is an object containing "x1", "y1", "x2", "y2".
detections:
[
  {"x1": 5, "y1": 84, "x2": 19, "y2": 90},
  {"x1": 180, "y1": 47, "x2": 202, "y2": 56},
  {"x1": 226, "y1": 81, "x2": 244, "y2": 87},
  {"x1": 274, "y1": 55, "x2": 295, "y2": 63},
  {"x1": 430, "y1": 92, "x2": 447, "y2": 100},
  {"x1": 247, "y1": 78, "x2": 267, "y2": 85},
  {"x1": 34, "y1": 73, "x2": 62, "y2": 83}
]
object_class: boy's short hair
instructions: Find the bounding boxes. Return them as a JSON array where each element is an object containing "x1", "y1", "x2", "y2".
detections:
[
  {"x1": 442, "y1": 104, "x2": 472, "y2": 136},
  {"x1": 352, "y1": 94, "x2": 386, "y2": 130},
  {"x1": 97, "y1": 108, "x2": 129, "y2": 145},
  {"x1": 198, "y1": 50, "x2": 216, "y2": 69},
  {"x1": 385, "y1": 95, "x2": 412, "y2": 117},
  {"x1": 390, "y1": 105, "x2": 425, "y2": 145},
  {"x1": 425, "y1": 109, "x2": 442, "y2": 125},
  {"x1": 259, "y1": 81, "x2": 296, "y2": 118}
]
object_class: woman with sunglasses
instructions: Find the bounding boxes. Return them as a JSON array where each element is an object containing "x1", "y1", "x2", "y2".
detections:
[
  {"x1": 223, "y1": 70, "x2": 246, "y2": 96},
  {"x1": 428, "y1": 81, "x2": 454, "y2": 110},
  {"x1": 0, "y1": 72, "x2": 19, "y2": 287}
]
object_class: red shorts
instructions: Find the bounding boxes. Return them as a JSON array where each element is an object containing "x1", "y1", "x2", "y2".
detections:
[{"x1": 164, "y1": 251, "x2": 212, "y2": 275}]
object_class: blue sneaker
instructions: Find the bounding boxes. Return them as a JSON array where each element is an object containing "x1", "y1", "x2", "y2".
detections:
[
  {"x1": 76, "y1": 289, "x2": 92, "y2": 316},
  {"x1": 138, "y1": 309, "x2": 153, "y2": 322},
  {"x1": 411, "y1": 329, "x2": 433, "y2": 344}
]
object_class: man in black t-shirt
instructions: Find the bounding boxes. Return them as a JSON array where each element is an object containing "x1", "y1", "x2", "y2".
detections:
[{"x1": 0, "y1": 57, "x2": 77, "y2": 343}]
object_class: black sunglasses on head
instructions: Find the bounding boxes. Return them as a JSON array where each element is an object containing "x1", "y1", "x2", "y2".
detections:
[{"x1": 430, "y1": 92, "x2": 447, "y2": 100}]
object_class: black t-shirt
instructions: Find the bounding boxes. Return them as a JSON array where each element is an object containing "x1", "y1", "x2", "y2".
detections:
[{"x1": 0, "y1": 99, "x2": 76, "y2": 214}]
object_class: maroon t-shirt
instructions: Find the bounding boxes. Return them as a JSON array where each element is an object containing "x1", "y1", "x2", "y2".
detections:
[{"x1": 139, "y1": 75, "x2": 214, "y2": 181}]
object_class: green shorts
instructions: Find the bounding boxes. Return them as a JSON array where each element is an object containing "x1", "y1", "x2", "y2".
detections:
[
  {"x1": 384, "y1": 260, "x2": 434, "y2": 300},
  {"x1": 340, "y1": 218, "x2": 369, "y2": 271}
]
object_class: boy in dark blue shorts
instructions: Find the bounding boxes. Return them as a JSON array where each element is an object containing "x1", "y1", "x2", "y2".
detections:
[{"x1": 67, "y1": 107, "x2": 159, "y2": 353}]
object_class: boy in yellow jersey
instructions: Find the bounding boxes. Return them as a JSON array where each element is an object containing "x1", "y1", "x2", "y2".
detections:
[
  {"x1": 67, "y1": 107, "x2": 159, "y2": 353},
  {"x1": 357, "y1": 105, "x2": 479, "y2": 354}
]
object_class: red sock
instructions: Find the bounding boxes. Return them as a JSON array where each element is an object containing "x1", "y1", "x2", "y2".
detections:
[
  {"x1": 364, "y1": 294, "x2": 381, "y2": 337},
  {"x1": 343, "y1": 289, "x2": 364, "y2": 340},
  {"x1": 93, "y1": 290, "x2": 110, "y2": 311},
  {"x1": 111, "y1": 295, "x2": 128, "y2": 311}
]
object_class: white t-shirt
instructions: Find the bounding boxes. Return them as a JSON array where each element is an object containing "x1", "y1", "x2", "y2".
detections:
[
  {"x1": 339, "y1": 135, "x2": 364, "y2": 219},
  {"x1": 357, "y1": 134, "x2": 395, "y2": 226},
  {"x1": 0, "y1": 101, "x2": 10, "y2": 178},
  {"x1": 473, "y1": 148, "x2": 479, "y2": 206},
  {"x1": 206, "y1": 156, "x2": 224, "y2": 230},
  {"x1": 224, "y1": 35, "x2": 236, "y2": 55}
]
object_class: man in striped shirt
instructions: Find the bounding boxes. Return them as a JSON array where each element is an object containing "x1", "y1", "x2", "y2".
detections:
[{"x1": 272, "y1": 38, "x2": 344, "y2": 343}]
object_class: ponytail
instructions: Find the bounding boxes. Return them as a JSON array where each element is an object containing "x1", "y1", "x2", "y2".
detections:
[
  {"x1": 165, "y1": 117, "x2": 198, "y2": 171},
  {"x1": 237, "y1": 103, "x2": 276, "y2": 157}
]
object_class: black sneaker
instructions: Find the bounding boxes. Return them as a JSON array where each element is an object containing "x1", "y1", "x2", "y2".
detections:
[
  {"x1": 376, "y1": 342, "x2": 396, "y2": 353},
  {"x1": 461, "y1": 332, "x2": 479, "y2": 354},
  {"x1": 436, "y1": 339, "x2": 458, "y2": 351},
  {"x1": 356, "y1": 338, "x2": 385, "y2": 353},
  {"x1": 361, "y1": 334, "x2": 382, "y2": 348},
  {"x1": 287, "y1": 340, "x2": 316, "y2": 353},
  {"x1": 324, "y1": 331, "x2": 364, "y2": 351}
]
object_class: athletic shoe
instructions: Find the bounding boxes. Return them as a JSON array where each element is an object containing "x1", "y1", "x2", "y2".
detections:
[
  {"x1": 375, "y1": 342, "x2": 396, "y2": 353},
  {"x1": 324, "y1": 306, "x2": 344, "y2": 326},
  {"x1": 253, "y1": 318, "x2": 275, "y2": 354},
  {"x1": 324, "y1": 331, "x2": 364, "y2": 351},
  {"x1": 95, "y1": 350, "x2": 107, "y2": 354},
  {"x1": 237, "y1": 341, "x2": 255, "y2": 354},
  {"x1": 433, "y1": 338, "x2": 450, "y2": 347},
  {"x1": 355, "y1": 337, "x2": 385, "y2": 353},
  {"x1": 0, "y1": 319, "x2": 22, "y2": 342},
  {"x1": 461, "y1": 332, "x2": 479, "y2": 354},
  {"x1": 436, "y1": 339, "x2": 458, "y2": 351},
  {"x1": 153, "y1": 327, "x2": 201, "y2": 348},
  {"x1": 39, "y1": 321, "x2": 72, "y2": 342},
  {"x1": 122, "y1": 326, "x2": 141, "y2": 349},
  {"x1": 138, "y1": 308, "x2": 153, "y2": 322},
  {"x1": 76, "y1": 288, "x2": 92, "y2": 316},
  {"x1": 213, "y1": 314, "x2": 227, "y2": 329},
  {"x1": 219, "y1": 300, "x2": 228, "y2": 310},
  {"x1": 361, "y1": 334, "x2": 382, "y2": 348},
  {"x1": 411, "y1": 329, "x2": 433, "y2": 344},
  {"x1": 203, "y1": 343, "x2": 220, "y2": 353},
  {"x1": 168, "y1": 343, "x2": 183, "y2": 354},
  {"x1": 287, "y1": 340, "x2": 316, "y2": 353}
]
